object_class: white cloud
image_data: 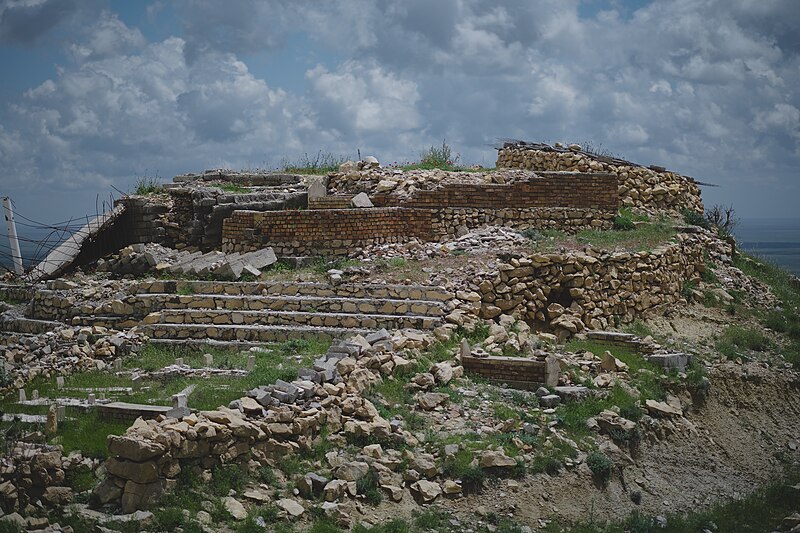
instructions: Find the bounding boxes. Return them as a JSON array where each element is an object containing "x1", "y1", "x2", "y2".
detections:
[
  {"x1": 306, "y1": 61, "x2": 421, "y2": 133},
  {"x1": 1, "y1": 0, "x2": 799, "y2": 219}
]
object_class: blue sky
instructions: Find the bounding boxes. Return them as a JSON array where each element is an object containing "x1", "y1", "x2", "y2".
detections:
[{"x1": 0, "y1": 0, "x2": 798, "y2": 227}]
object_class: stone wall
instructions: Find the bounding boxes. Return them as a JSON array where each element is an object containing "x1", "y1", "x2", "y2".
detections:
[
  {"x1": 115, "y1": 197, "x2": 169, "y2": 245},
  {"x1": 164, "y1": 188, "x2": 307, "y2": 250},
  {"x1": 496, "y1": 143, "x2": 703, "y2": 214},
  {"x1": 222, "y1": 208, "x2": 434, "y2": 257},
  {"x1": 467, "y1": 232, "x2": 707, "y2": 336},
  {"x1": 308, "y1": 195, "x2": 353, "y2": 210}
]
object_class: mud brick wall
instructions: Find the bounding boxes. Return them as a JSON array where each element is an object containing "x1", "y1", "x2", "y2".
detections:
[
  {"x1": 462, "y1": 355, "x2": 546, "y2": 382},
  {"x1": 431, "y1": 207, "x2": 614, "y2": 236},
  {"x1": 308, "y1": 195, "x2": 353, "y2": 210},
  {"x1": 222, "y1": 208, "x2": 434, "y2": 256},
  {"x1": 372, "y1": 172, "x2": 618, "y2": 211}
]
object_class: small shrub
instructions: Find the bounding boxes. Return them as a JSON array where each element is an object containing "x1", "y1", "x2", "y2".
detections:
[
  {"x1": 619, "y1": 403, "x2": 643, "y2": 422},
  {"x1": 530, "y1": 455, "x2": 562, "y2": 476},
  {"x1": 419, "y1": 140, "x2": 459, "y2": 170},
  {"x1": 681, "y1": 207, "x2": 709, "y2": 229},
  {"x1": 681, "y1": 280, "x2": 697, "y2": 301},
  {"x1": 460, "y1": 465, "x2": 486, "y2": 494},
  {"x1": 586, "y1": 451, "x2": 613, "y2": 486},
  {"x1": 705, "y1": 204, "x2": 738, "y2": 237},
  {"x1": 613, "y1": 211, "x2": 635, "y2": 231},
  {"x1": 356, "y1": 469, "x2": 382, "y2": 505}
]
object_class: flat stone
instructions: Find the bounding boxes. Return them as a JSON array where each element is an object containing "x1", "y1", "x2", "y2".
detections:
[
  {"x1": 277, "y1": 498, "x2": 305, "y2": 517},
  {"x1": 222, "y1": 497, "x2": 247, "y2": 521}
]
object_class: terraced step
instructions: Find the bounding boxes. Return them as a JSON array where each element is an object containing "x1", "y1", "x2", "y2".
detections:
[
  {"x1": 148, "y1": 309, "x2": 442, "y2": 330},
  {"x1": 140, "y1": 323, "x2": 372, "y2": 343},
  {"x1": 129, "y1": 293, "x2": 446, "y2": 316},
  {"x1": 131, "y1": 280, "x2": 452, "y2": 302}
]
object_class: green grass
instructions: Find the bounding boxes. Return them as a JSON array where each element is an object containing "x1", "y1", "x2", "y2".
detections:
[
  {"x1": 715, "y1": 325, "x2": 771, "y2": 360},
  {"x1": 733, "y1": 253, "x2": 800, "y2": 366},
  {"x1": 283, "y1": 151, "x2": 347, "y2": 175},
  {"x1": 576, "y1": 217, "x2": 676, "y2": 251}
]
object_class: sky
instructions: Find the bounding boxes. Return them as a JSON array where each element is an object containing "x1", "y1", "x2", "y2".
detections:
[{"x1": 0, "y1": 0, "x2": 798, "y2": 228}]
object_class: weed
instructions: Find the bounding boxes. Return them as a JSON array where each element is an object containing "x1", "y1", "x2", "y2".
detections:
[
  {"x1": 530, "y1": 455, "x2": 562, "y2": 476},
  {"x1": 587, "y1": 451, "x2": 613, "y2": 486},
  {"x1": 308, "y1": 519, "x2": 344, "y2": 533},
  {"x1": 612, "y1": 211, "x2": 635, "y2": 231},
  {"x1": 133, "y1": 175, "x2": 162, "y2": 195},
  {"x1": 283, "y1": 151, "x2": 347, "y2": 175},
  {"x1": 356, "y1": 469, "x2": 383, "y2": 505},
  {"x1": 680, "y1": 280, "x2": 696, "y2": 301},
  {"x1": 624, "y1": 320, "x2": 653, "y2": 339},
  {"x1": 413, "y1": 506, "x2": 450, "y2": 530}
]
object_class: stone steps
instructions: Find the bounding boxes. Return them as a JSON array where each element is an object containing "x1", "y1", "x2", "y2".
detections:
[
  {"x1": 139, "y1": 323, "x2": 372, "y2": 343},
  {"x1": 131, "y1": 280, "x2": 452, "y2": 302},
  {"x1": 148, "y1": 309, "x2": 442, "y2": 330},
  {"x1": 130, "y1": 293, "x2": 446, "y2": 316}
]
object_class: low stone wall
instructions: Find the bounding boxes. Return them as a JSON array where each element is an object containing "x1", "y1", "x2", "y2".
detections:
[
  {"x1": 496, "y1": 143, "x2": 703, "y2": 214},
  {"x1": 461, "y1": 354, "x2": 559, "y2": 389},
  {"x1": 468, "y1": 232, "x2": 707, "y2": 335},
  {"x1": 222, "y1": 208, "x2": 434, "y2": 256},
  {"x1": 115, "y1": 197, "x2": 169, "y2": 245}
]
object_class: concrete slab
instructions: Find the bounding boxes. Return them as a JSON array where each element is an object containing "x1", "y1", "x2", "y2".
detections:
[{"x1": 28, "y1": 205, "x2": 126, "y2": 281}]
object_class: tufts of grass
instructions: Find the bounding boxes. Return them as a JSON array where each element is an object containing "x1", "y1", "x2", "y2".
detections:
[
  {"x1": 576, "y1": 217, "x2": 676, "y2": 252},
  {"x1": 586, "y1": 451, "x2": 613, "y2": 486},
  {"x1": 715, "y1": 325, "x2": 771, "y2": 360},
  {"x1": 355, "y1": 468, "x2": 383, "y2": 505},
  {"x1": 133, "y1": 175, "x2": 162, "y2": 195},
  {"x1": 283, "y1": 151, "x2": 347, "y2": 175}
]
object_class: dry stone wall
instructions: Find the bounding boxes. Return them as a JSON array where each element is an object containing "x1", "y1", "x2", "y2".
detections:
[
  {"x1": 467, "y1": 232, "x2": 707, "y2": 336},
  {"x1": 496, "y1": 143, "x2": 703, "y2": 214},
  {"x1": 431, "y1": 207, "x2": 614, "y2": 236}
]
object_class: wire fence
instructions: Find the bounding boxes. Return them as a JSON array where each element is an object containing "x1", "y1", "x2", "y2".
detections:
[{"x1": 1, "y1": 193, "x2": 118, "y2": 275}]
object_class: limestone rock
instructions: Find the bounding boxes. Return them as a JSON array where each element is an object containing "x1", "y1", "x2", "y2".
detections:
[
  {"x1": 418, "y1": 392, "x2": 449, "y2": 411},
  {"x1": 223, "y1": 497, "x2": 248, "y2": 521},
  {"x1": 411, "y1": 480, "x2": 442, "y2": 503},
  {"x1": 479, "y1": 450, "x2": 517, "y2": 469},
  {"x1": 277, "y1": 498, "x2": 305, "y2": 518}
]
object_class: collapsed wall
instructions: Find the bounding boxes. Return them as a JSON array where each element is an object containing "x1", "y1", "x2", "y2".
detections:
[
  {"x1": 465, "y1": 232, "x2": 708, "y2": 336},
  {"x1": 496, "y1": 141, "x2": 704, "y2": 214},
  {"x1": 222, "y1": 172, "x2": 620, "y2": 256}
]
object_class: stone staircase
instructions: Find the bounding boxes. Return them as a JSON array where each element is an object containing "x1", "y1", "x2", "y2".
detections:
[{"x1": 71, "y1": 280, "x2": 453, "y2": 344}]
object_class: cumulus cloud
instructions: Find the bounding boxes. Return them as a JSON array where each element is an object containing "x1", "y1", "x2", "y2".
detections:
[{"x1": 1, "y1": 0, "x2": 799, "y2": 219}]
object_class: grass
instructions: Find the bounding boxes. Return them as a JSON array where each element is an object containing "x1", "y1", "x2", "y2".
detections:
[
  {"x1": 576, "y1": 217, "x2": 676, "y2": 251},
  {"x1": 586, "y1": 451, "x2": 613, "y2": 486},
  {"x1": 734, "y1": 252, "x2": 800, "y2": 366},
  {"x1": 715, "y1": 325, "x2": 771, "y2": 360},
  {"x1": 0, "y1": 338, "x2": 329, "y2": 458},
  {"x1": 283, "y1": 151, "x2": 347, "y2": 175},
  {"x1": 133, "y1": 175, "x2": 162, "y2": 195}
]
